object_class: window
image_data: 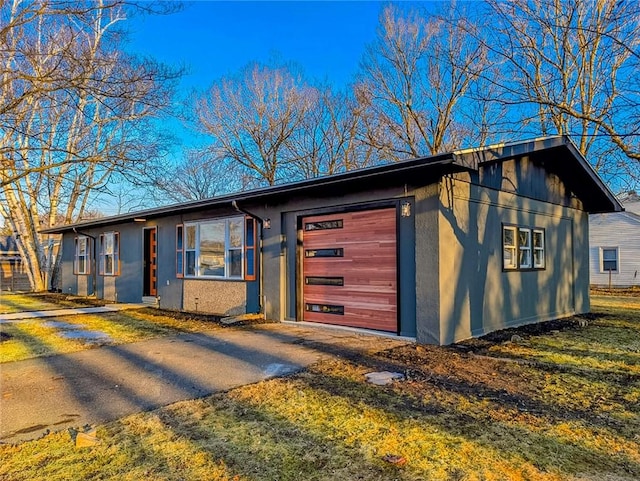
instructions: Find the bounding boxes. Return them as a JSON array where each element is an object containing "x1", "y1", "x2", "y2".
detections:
[
  {"x1": 245, "y1": 218, "x2": 257, "y2": 281},
  {"x1": 503, "y1": 226, "x2": 517, "y2": 270},
  {"x1": 176, "y1": 225, "x2": 184, "y2": 278},
  {"x1": 181, "y1": 217, "x2": 245, "y2": 279},
  {"x1": 518, "y1": 228, "x2": 532, "y2": 268},
  {"x1": 305, "y1": 248, "x2": 344, "y2": 258},
  {"x1": 533, "y1": 229, "x2": 545, "y2": 268},
  {"x1": 503, "y1": 225, "x2": 545, "y2": 271},
  {"x1": 600, "y1": 247, "x2": 619, "y2": 273},
  {"x1": 304, "y1": 219, "x2": 343, "y2": 231},
  {"x1": 99, "y1": 232, "x2": 119, "y2": 276},
  {"x1": 74, "y1": 236, "x2": 89, "y2": 275}
]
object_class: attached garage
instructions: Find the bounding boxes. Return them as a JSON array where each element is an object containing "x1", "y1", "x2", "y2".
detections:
[{"x1": 301, "y1": 208, "x2": 398, "y2": 332}]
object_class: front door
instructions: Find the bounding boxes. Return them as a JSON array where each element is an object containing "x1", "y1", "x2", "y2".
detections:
[{"x1": 143, "y1": 227, "x2": 157, "y2": 297}]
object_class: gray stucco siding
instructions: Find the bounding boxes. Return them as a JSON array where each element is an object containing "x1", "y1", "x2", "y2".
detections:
[
  {"x1": 437, "y1": 176, "x2": 589, "y2": 344},
  {"x1": 250, "y1": 182, "x2": 437, "y2": 337},
  {"x1": 58, "y1": 210, "x2": 257, "y2": 315}
]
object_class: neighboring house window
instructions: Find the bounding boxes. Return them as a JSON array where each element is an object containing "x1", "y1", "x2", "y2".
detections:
[
  {"x1": 181, "y1": 217, "x2": 244, "y2": 279},
  {"x1": 600, "y1": 247, "x2": 619, "y2": 273},
  {"x1": 503, "y1": 225, "x2": 545, "y2": 271},
  {"x1": 74, "y1": 236, "x2": 89, "y2": 275},
  {"x1": 99, "y1": 232, "x2": 120, "y2": 276}
]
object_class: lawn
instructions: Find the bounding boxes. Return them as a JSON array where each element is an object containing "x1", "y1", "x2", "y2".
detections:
[
  {"x1": 0, "y1": 293, "x2": 231, "y2": 363},
  {"x1": 0, "y1": 292, "x2": 73, "y2": 314},
  {"x1": 1, "y1": 295, "x2": 639, "y2": 480}
]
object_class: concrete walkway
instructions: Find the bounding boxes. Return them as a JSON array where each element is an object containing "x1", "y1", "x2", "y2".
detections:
[
  {"x1": 0, "y1": 304, "x2": 145, "y2": 323},
  {"x1": 0, "y1": 322, "x2": 410, "y2": 444}
]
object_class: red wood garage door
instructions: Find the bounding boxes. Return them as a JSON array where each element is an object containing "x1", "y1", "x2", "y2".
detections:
[{"x1": 302, "y1": 208, "x2": 397, "y2": 332}]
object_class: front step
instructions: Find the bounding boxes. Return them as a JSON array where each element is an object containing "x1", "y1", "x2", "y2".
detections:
[{"x1": 141, "y1": 296, "x2": 158, "y2": 307}]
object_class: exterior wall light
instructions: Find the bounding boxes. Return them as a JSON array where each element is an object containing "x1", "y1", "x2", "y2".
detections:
[
  {"x1": 263, "y1": 218, "x2": 271, "y2": 229},
  {"x1": 401, "y1": 201, "x2": 411, "y2": 217}
]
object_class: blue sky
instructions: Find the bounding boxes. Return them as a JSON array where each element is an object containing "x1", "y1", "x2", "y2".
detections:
[
  {"x1": 124, "y1": 1, "x2": 390, "y2": 154},
  {"x1": 127, "y1": 1, "x2": 385, "y2": 92}
]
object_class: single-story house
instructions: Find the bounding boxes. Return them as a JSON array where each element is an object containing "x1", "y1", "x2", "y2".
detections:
[
  {"x1": 42, "y1": 136, "x2": 621, "y2": 345},
  {"x1": 0, "y1": 236, "x2": 30, "y2": 291},
  {"x1": 589, "y1": 192, "x2": 640, "y2": 288}
]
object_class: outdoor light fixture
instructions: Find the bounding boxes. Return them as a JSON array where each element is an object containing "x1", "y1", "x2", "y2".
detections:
[
  {"x1": 401, "y1": 201, "x2": 411, "y2": 217},
  {"x1": 133, "y1": 218, "x2": 146, "y2": 222},
  {"x1": 263, "y1": 218, "x2": 271, "y2": 229}
]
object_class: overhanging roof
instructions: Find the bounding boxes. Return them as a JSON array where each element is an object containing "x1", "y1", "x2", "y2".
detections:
[{"x1": 41, "y1": 135, "x2": 622, "y2": 234}]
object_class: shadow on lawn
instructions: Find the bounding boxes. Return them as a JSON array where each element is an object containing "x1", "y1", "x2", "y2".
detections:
[
  {"x1": 4, "y1": 318, "x2": 640, "y2": 479},
  {"x1": 248, "y1": 328, "x2": 640, "y2": 478}
]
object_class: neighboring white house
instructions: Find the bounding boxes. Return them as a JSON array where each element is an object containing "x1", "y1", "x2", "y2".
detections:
[{"x1": 589, "y1": 192, "x2": 640, "y2": 287}]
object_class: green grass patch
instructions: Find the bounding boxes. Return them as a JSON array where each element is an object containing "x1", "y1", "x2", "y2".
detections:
[{"x1": 1, "y1": 296, "x2": 639, "y2": 480}]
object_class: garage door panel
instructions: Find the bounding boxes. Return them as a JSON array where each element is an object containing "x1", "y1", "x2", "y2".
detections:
[
  {"x1": 304, "y1": 265, "x2": 396, "y2": 280},
  {"x1": 304, "y1": 309, "x2": 396, "y2": 331},
  {"x1": 304, "y1": 290, "x2": 396, "y2": 306},
  {"x1": 302, "y1": 208, "x2": 397, "y2": 332}
]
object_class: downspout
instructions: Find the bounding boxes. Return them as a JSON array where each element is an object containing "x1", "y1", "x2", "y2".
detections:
[
  {"x1": 232, "y1": 200, "x2": 265, "y2": 314},
  {"x1": 72, "y1": 227, "x2": 97, "y2": 297}
]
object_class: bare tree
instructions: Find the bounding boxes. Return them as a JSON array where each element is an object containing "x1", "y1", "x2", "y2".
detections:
[
  {"x1": 195, "y1": 62, "x2": 316, "y2": 186},
  {"x1": 355, "y1": 4, "x2": 496, "y2": 161},
  {"x1": 0, "y1": 0, "x2": 179, "y2": 291},
  {"x1": 486, "y1": 0, "x2": 640, "y2": 187},
  {"x1": 150, "y1": 149, "x2": 246, "y2": 202},
  {"x1": 284, "y1": 88, "x2": 377, "y2": 178},
  {"x1": 194, "y1": 61, "x2": 376, "y2": 186}
]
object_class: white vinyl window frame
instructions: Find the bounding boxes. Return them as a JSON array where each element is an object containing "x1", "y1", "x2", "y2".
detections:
[
  {"x1": 533, "y1": 229, "x2": 545, "y2": 268},
  {"x1": 503, "y1": 225, "x2": 545, "y2": 271},
  {"x1": 503, "y1": 226, "x2": 518, "y2": 270},
  {"x1": 599, "y1": 247, "x2": 619, "y2": 273},
  {"x1": 99, "y1": 232, "x2": 120, "y2": 276},
  {"x1": 74, "y1": 236, "x2": 89, "y2": 275},
  {"x1": 182, "y1": 216, "x2": 244, "y2": 280},
  {"x1": 518, "y1": 228, "x2": 532, "y2": 269}
]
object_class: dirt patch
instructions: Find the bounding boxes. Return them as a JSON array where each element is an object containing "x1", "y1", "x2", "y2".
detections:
[
  {"x1": 29, "y1": 292, "x2": 108, "y2": 308},
  {"x1": 138, "y1": 307, "x2": 274, "y2": 328}
]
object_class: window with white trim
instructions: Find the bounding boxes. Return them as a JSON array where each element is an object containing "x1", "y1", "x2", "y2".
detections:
[
  {"x1": 518, "y1": 228, "x2": 532, "y2": 268},
  {"x1": 74, "y1": 236, "x2": 89, "y2": 275},
  {"x1": 182, "y1": 217, "x2": 244, "y2": 279},
  {"x1": 99, "y1": 232, "x2": 120, "y2": 276},
  {"x1": 533, "y1": 229, "x2": 545, "y2": 268},
  {"x1": 503, "y1": 226, "x2": 517, "y2": 269},
  {"x1": 600, "y1": 247, "x2": 619, "y2": 273},
  {"x1": 503, "y1": 225, "x2": 545, "y2": 271}
]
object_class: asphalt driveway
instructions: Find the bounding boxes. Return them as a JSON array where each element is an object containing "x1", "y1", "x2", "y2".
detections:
[{"x1": 1, "y1": 323, "x2": 410, "y2": 443}]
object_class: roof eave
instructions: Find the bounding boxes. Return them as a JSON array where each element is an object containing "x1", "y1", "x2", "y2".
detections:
[{"x1": 41, "y1": 155, "x2": 458, "y2": 234}]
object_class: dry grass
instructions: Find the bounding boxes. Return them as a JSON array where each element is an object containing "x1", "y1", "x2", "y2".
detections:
[
  {"x1": 1, "y1": 295, "x2": 639, "y2": 480},
  {"x1": 0, "y1": 293, "x2": 232, "y2": 363},
  {"x1": 0, "y1": 292, "x2": 66, "y2": 314}
]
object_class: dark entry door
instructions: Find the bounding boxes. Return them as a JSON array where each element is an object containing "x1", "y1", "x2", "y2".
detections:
[
  {"x1": 143, "y1": 227, "x2": 157, "y2": 297},
  {"x1": 302, "y1": 208, "x2": 398, "y2": 332}
]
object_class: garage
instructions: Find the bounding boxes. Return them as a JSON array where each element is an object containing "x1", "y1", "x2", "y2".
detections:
[{"x1": 301, "y1": 208, "x2": 398, "y2": 332}]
